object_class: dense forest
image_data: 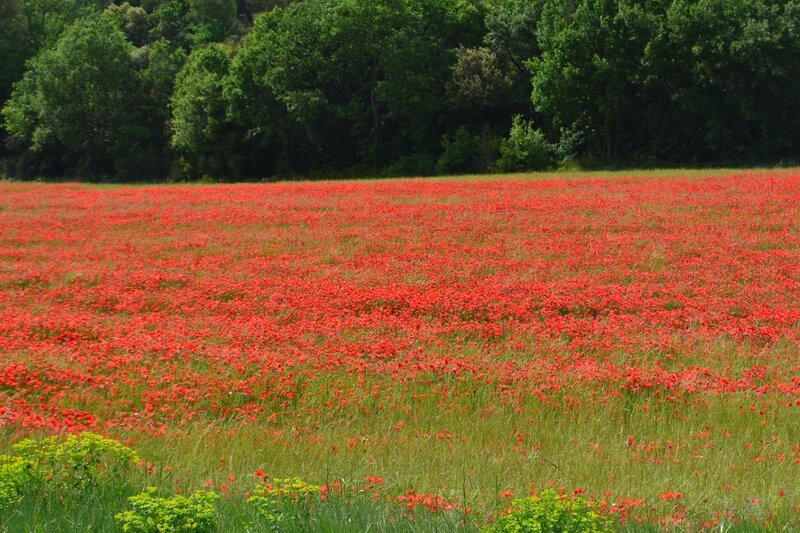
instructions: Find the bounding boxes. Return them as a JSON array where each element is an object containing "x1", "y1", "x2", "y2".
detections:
[{"x1": 1, "y1": 0, "x2": 800, "y2": 181}]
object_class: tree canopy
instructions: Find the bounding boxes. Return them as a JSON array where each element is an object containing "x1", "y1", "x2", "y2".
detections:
[
  {"x1": 2, "y1": 0, "x2": 799, "y2": 180},
  {"x1": 3, "y1": 14, "x2": 147, "y2": 177}
]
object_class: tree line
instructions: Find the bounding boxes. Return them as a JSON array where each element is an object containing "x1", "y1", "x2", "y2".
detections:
[{"x1": 2, "y1": 0, "x2": 799, "y2": 181}]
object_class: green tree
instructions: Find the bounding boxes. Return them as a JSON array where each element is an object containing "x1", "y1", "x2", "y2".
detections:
[
  {"x1": 445, "y1": 45, "x2": 519, "y2": 137},
  {"x1": 484, "y1": 0, "x2": 546, "y2": 74},
  {"x1": 134, "y1": 39, "x2": 187, "y2": 177},
  {"x1": 645, "y1": 0, "x2": 800, "y2": 162},
  {"x1": 187, "y1": 0, "x2": 238, "y2": 44},
  {"x1": 227, "y1": 0, "x2": 481, "y2": 175},
  {"x1": 479, "y1": 0, "x2": 546, "y2": 120},
  {"x1": 22, "y1": 0, "x2": 97, "y2": 52},
  {"x1": 170, "y1": 43, "x2": 236, "y2": 178},
  {"x1": 0, "y1": 0, "x2": 28, "y2": 106},
  {"x1": 2, "y1": 14, "x2": 148, "y2": 176},
  {"x1": 140, "y1": 40, "x2": 187, "y2": 119},
  {"x1": 0, "y1": 0, "x2": 28, "y2": 163},
  {"x1": 530, "y1": 0, "x2": 666, "y2": 160},
  {"x1": 148, "y1": 0, "x2": 191, "y2": 49},
  {"x1": 105, "y1": 2, "x2": 150, "y2": 46},
  {"x1": 148, "y1": 0, "x2": 238, "y2": 47}
]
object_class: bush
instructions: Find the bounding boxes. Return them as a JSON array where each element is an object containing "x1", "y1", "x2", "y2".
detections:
[
  {"x1": 2, "y1": 432, "x2": 141, "y2": 531},
  {"x1": 437, "y1": 127, "x2": 501, "y2": 174},
  {"x1": 486, "y1": 489, "x2": 613, "y2": 533},
  {"x1": 555, "y1": 121, "x2": 590, "y2": 162},
  {"x1": 492, "y1": 115, "x2": 554, "y2": 173},
  {"x1": 248, "y1": 477, "x2": 320, "y2": 531},
  {"x1": 115, "y1": 487, "x2": 219, "y2": 533},
  {"x1": 12, "y1": 432, "x2": 139, "y2": 493},
  {"x1": 436, "y1": 127, "x2": 479, "y2": 174},
  {"x1": 0, "y1": 455, "x2": 35, "y2": 510}
]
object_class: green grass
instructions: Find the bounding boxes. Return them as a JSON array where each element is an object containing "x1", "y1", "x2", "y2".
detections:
[
  {"x1": 2, "y1": 387, "x2": 797, "y2": 531},
  {"x1": 11, "y1": 165, "x2": 792, "y2": 189}
]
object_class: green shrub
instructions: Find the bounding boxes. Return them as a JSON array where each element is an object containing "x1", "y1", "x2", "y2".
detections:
[
  {"x1": 486, "y1": 489, "x2": 613, "y2": 533},
  {"x1": 0, "y1": 454, "x2": 35, "y2": 510},
  {"x1": 248, "y1": 477, "x2": 320, "y2": 531},
  {"x1": 115, "y1": 487, "x2": 219, "y2": 533},
  {"x1": 12, "y1": 432, "x2": 139, "y2": 493},
  {"x1": 492, "y1": 115, "x2": 554, "y2": 173},
  {"x1": 437, "y1": 127, "x2": 479, "y2": 174},
  {"x1": 555, "y1": 121, "x2": 590, "y2": 162},
  {"x1": 437, "y1": 127, "x2": 502, "y2": 174}
]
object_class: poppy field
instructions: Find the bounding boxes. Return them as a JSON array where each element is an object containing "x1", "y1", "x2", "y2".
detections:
[{"x1": 1, "y1": 171, "x2": 799, "y2": 530}]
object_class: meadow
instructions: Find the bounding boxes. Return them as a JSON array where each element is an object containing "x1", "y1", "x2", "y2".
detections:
[{"x1": 1, "y1": 170, "x2": 799, "y2": 531}]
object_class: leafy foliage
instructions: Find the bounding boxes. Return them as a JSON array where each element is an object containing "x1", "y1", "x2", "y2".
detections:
[
  {"x1": 0, "y1": 431, "x2": 139, "y2": 531},
  {"x1": 531, "y1": 0, "x2": 664, "y2": 160},
  {"x1": 2, "y1": 14, "x2": 147, "y2": 176},
  {"x1": 484, "y1": 0, "x2": 545, "y2": 70},
  {"x1": 170, "y1": 43, "x2": 234, "y2": 178},
  {"x1": 227, "y1": 0, "x2": 478, "y2": 174},
  {"x1": 105, "y1": 2, "x2": 150, "y2": 46},
  {"x1": 0, "y1": 455, "x2": 35, "y2": 510},
  {"x1": 186, "y1": 0, "x2": 238, "y2": 44},
  {"x1": 493, "y1": 115, "x2": 553, "y2": 172},
  {"x1": 248, "y1": 477, "x2": 321, "y2": 530},
  {"x1": 486, "y1": 490, "x2": 613, "y2": 533},
  {"x1": 436, "y1": 126, "x2": 499, "y2": 174},
  {"x1": 115, "y1": 487, "x2": 219, "y2": 533},
  {"x1": 644, "y1": 0, "x2": 800, "y2": 162},
  {"x1": 0, "y1": 0, "x2": 28, "y2": 107},
  {"x1": 2, "y1": 0, "x2": 800, "y2": 178},
  {"x1": 447, "y1": 47, "x2": 513, "y2": 111},
  {"x1": 12, "y1": 432, "x2": 139, "y2": 493}
]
